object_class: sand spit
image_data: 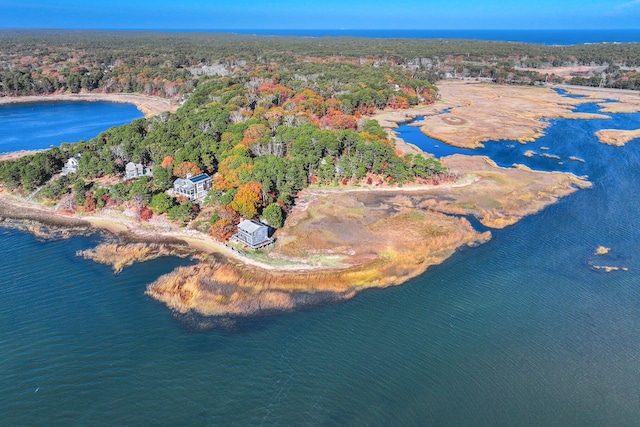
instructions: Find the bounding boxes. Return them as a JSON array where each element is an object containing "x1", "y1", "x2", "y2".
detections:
[
  {"x1": 147, "y1": 155, "x2": 590, "y2": 317},
  {"x1": 77, "y1": 242, "x2": 195, "y2": 273},
  {"x1": 412, "y1": 81, "x2": 609, "y2": 149},
  {"x1": 1, "y1": 82, "x2": 598, "y2": 319},
  {"x1": 1, "y1": 153, "x2": 590, "y2": 318},
  {"x1": 0, "y1": 93, "x2": 178, "y2": 118},
  {"x1": 557, "y1": 85, "x2": 640, "y2": 114},
  {"x1": 595, "y1": 129, "x2": 640, "y2": 146}
]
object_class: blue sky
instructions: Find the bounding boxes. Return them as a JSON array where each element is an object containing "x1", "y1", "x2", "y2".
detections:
[{"x1": 0, "y1": 0, "x2": 639, "y2": 30}]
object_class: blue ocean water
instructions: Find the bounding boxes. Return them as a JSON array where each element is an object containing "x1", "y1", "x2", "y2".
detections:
[
  {"x1": 0, "y1": 101, "x2": 143, "y2": 154},
  {"x1": 2, "y1": 98, "x2": 640, "y2": 424},
  {"x1": 206, "y1": 29, "x2": 640, "y2": 45}
]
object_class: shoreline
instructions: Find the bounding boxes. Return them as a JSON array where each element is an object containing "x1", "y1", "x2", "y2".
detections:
[
  {"x1": 0, "y1": 154, "x2": 590, "y2": 318},
  {"x1": 0, "y1": 81, "x2": 599, "y2": 319},
  {"x1": 0, "y1": 92, "x2": 179, "y2": 118}
]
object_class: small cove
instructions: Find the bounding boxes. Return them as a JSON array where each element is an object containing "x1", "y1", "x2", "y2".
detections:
[{"x1": 0, "y1": 101, "x2": 143, "y2": 154}]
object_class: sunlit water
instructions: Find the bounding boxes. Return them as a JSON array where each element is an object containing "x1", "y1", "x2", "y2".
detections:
[
  {"x1": 2, "y1": 98, "x2": 640, "y2": 425},
  {"x1": 0, "y1": 101, "x2": 142, "y2": 154}
]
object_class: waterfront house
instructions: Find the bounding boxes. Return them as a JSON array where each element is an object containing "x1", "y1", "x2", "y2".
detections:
[
  {"x1": 61, "y1": 154, "x2": 81, "y2": 175},
  {"x1": 171, "y1": 173, "x2": 212, "y2": 201},
  {"x1": 124, "y1": 162, "x2": 153, "y2": 180},
  {"x1": 233, "y1": 219, "x2": 273, "y2": 249}
]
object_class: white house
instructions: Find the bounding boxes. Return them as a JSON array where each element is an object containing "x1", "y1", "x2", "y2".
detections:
[
  {"x1": 124, "y1": 162, "x2": 153, "y2": 180},
  {"x1": 61, "y1": 154, "x2": 81, "y2": 175},
  {"x1": 233, "y1": 219, "x2": 273, "y2": 249},
  {"x1": 171, "y1": 173, "x2": 212, "y2": 201}
]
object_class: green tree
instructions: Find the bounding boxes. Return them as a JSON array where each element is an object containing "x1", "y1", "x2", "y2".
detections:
[
  {"x1": 149, "y1": 193, "x2": 175, "y2": 214},
  {"x1": 167, "y1": 201, "x2": 195, "y2": 225},
  {"x1": 152, "y1": 165, "x2": 174, "y2": 191},
  {"x1": 73, "y1": 180, "x2": 86, "y2": 206},
  {"x1": 262, "y1": 203, "x2": 284, "y2": 228},
  {"x1": 128, "y1": 176, "x2": 152, "y2": 203}
]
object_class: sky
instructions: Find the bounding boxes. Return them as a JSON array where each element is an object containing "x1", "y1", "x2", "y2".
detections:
[{"x1": 0, "y1": 0, "x2": 639, "y2": 30}]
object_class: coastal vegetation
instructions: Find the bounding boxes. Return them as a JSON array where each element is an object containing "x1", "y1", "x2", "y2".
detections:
[
  {"x1": 0, "y1": 39, "x2": 448, "y2": 243},
  {"x1": 0, "y1": 30, "x2": 621, "y2": 317},
  {"x1": 2, "y1": 30, "x2": 640, "y2": 101}
]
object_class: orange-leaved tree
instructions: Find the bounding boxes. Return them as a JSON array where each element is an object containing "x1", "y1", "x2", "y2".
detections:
[
  {"x1": 173, "y1": 161, "x2": 202, "y2": 178},
  {"x1": 230, "y1": 181, "x2": 263, "y2": 219},
  {"x1": 161, "y1": 155, "x2": 174, "y2": 168},
  {"x1": 209, "y1": 218, "x2": 236, "y2": 242}
]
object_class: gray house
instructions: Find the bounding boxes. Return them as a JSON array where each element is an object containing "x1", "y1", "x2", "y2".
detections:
[
  {"x1": 171, "y1": 173, "x2": 212, "y2": 201},
  {"x1": 61, "y1": 154, "x2": 81, "y2": 175},
  {"x1": 124, "y1": 162, "x2": 153, "y2": 180},
  {"x1": 233, "y1": 219, "x2": 273, "y2": 249}
]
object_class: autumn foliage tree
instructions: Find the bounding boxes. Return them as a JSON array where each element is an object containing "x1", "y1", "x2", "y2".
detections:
[
  {"x1": 83, "y1": 191, "x2": 96, "y2": 212},
  {"x1": 173, "y1": 161, "x2": 202, "y2": 178},
  {"x1": 161, "y1": 155, "x2": 174, "y2": 168},
  {"x1": 231, "y1": 181, "x2": 263, "y2": 219},
  {"x1": 210, "y1": 218, "x2": 236, "y2": 242},
  {"x1": 217, "y1": 204, "x2": 241, "y2": 224}
]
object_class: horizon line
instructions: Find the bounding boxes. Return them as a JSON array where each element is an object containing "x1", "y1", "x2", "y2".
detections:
[{"x1": 1, "y1": 28, "x2": 640, "y2": 32}]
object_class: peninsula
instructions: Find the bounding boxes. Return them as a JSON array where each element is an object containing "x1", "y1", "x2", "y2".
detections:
[
  {"x1": 2, "y1": 32, "x2": 639, "y2": 318},
  {"x1": 1, "y1": 80, "x2": 598, "y2": 317}
]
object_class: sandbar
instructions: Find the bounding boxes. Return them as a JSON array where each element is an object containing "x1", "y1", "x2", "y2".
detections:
[{"x1": 595, "y1": 129, "x2": 640, "y2": 146}]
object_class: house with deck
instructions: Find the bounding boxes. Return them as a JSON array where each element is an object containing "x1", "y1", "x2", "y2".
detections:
[
  {"x1": 61, "y1": 154, "x2": 81, "y2": 175},
  {"x1": 171, "y1": 173, "x2": 212, "y2": 201},
  {"x1": 124, "y1": 162, "x2": 153, "y2": 180},
  {"x1": 233, "y1": 219, "x2": 274, "y2": 249}
]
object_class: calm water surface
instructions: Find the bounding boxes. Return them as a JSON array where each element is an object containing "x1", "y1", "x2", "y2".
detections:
[
  {"x1": 0, "y1": 101, "x2": 143, "y2": 154},
  {"x1": 2, "y1": 99, "x2": 640, "y2": 425},
  {"x1": 202, "y1": 29, "x2": 640, "y2": 45}
]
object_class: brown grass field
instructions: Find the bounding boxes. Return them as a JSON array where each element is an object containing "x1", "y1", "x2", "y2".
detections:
[{"x1": 147, "y1": 155, "x2": 590, "y2": 316}]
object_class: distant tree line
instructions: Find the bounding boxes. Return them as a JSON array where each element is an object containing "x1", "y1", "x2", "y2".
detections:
[{"x1": 1, "y1": 30, "x2": 639, "y2": 98}]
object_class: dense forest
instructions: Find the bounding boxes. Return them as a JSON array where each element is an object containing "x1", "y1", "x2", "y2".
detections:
[
  {"x1": 1, "y1": 30, "x2": 639, "y2": 242},
  {"x1": 0, "y1": 51, "x2": 447, "y2": 238},
  {"x1": 1, "y1": 30, "x2": 640, "y2": 97}
]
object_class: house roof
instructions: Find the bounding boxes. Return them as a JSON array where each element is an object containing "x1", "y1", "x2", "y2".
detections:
[
  {"x1": 173, "y1": 177, "x2": 194, "y2": 189},
  {"x1": 238, "y1": 219, "x2": 266, "y2": 233},
  {"x1": 188, "y1": 173, "x2": 210, "y2": 184}
]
